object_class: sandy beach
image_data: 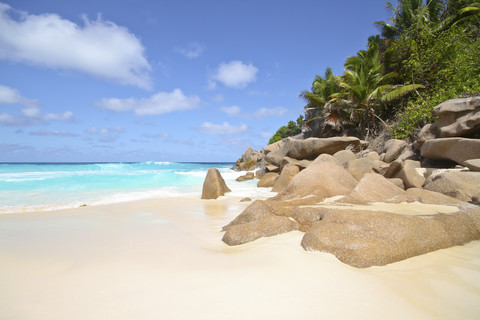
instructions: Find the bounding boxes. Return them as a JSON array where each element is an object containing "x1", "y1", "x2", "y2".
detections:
[{"x1": 1, "y1": 194, "x2": 480, "y2": 320}]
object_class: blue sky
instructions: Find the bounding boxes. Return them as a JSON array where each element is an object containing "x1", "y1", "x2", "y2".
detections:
[{"x1": 0, "y1": 0, "x2": 390, "y2": 162}]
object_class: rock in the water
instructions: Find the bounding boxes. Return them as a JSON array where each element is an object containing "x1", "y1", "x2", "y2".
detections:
[
  {"x1": 233, "y1": 147, "x2": 264, "y2": 171},
  {"x1": 272, "y1": 164, "x2": 300, "y2": 193},
  {"x1": 339, "y1": 173, "x2": 405, "y2": 204},
  {"x1": 416, "y1": 96, "x2": 480, "y2": 148},
  {"x1": 201, "y1": 168, "x2": 231, "y2": 199},
  {"x1": 236, "y1": 172, "x2": 254, "y2": 182},
  {"x1": 424, "y1": 171, "x2": 480, "y2": 202},
  {"x1": 240, "y1": 197, "x2": 252, "y2": 202},
  {"x1": 383, "y1": 139, "x2": 408, "y2": 163},
  {"x1": 301, "y1": 206, "x2": 480, "y2": 268},
  {"x1": 421, "y1": 138, "x2": 480, "y2": 167},
  {"x1": 343, "y1": 158, "x2": 374, "y2": 181},
  {"x1": 273, "y1": 154, "x2": 358, "y2": 204},
  {"x1": 257, "y1": 172, "x2": 279, "y2": 188}
]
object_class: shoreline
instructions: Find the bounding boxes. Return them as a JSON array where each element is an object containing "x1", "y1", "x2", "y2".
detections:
[{"x1": 1, "y1": 195, "x2": 480, "y2": 319}]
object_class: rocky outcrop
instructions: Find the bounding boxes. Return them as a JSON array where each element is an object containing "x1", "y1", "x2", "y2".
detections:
[
  {"x1": 416, "y1": 96, "x2": 480, "y2": 148},
  {"x1": 383, "y1": 139, "x2": 408, "y2": 163},
  {"x1": 233, "y1": 147, "x2": 264, "y2": 171},
  {"x1": 257, "y1": 172, "x2": 279, "y2": 188},
  {"x1": 333, "y1": 150, "x2": 356, "y2": 166},
  {"x1": 201, "y1": 168, "x2": 231, "y2": 199},
  {"x1": 465, "y1": 159, "x2": 480, "y2": 172},
  {"x1": 222, "y1": 200, "x2": 298, "y2": 245},
  {"x1": 301, "y1": 205, "x2": 480, "y2": 268},
  {"x1": 236, "y1": 172, "x2": 254, "y2": 182},
  {"x1": 339, "y1": 173, "x2": 405, "y2": 204},
  {"x1": 420, "y1": 138, "x2": 480, "y2": 167},
  {"x1": 423, "y1": 171, "x2": 480, "y2": 202},
  {"x1": 264, "y1": 136, "x2": 364, "y2": 167},
  {"x1": 394, "y1": 160, "x2": 425, "y2": 189},
  {"x1": 272, "y1": 164, "x2": 300, "y2": 193},
  {"x1": 272, "y1": 154, "x2": 358, "y2": 204},
  {"x1": 343, "y1": 158, "x2": 374, "y2": 181}
]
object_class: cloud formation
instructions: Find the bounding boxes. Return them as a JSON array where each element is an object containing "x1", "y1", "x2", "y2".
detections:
[
  {"x1": 210, "y1": 60, "x2": 258, "y2": 89},
  {"x1": 86, "y1": 126, "x2": 124, "y2": 142},
  {"x1": 199, "y1": 122, "x2": 248, "y2": 135},
  {"x1": 0, "y1": 84, "x2": 73, "y2": 126},
  {"x1": 174, "y1": 42, "x2": 206, "y2": 59},
  {"x1": 0, "y1": 3, "x2": 152, "y2": 89},
  {"x1": 96, "y1": 89, "x2": 201, "y2": 116},
  {"x1": 218, "y1": 105, "x2": 288, "y2": 119},
  {"x1": 220, "y1": 105, "x2": 241, "y2": 117},
  {"x1": 29, "y1": 130, "x2": 78, "y2": 137}
]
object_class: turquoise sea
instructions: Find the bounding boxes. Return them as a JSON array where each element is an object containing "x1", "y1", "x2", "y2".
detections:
[{"x1": 0, "y1": 162, "x2": 262, "y2": 213}]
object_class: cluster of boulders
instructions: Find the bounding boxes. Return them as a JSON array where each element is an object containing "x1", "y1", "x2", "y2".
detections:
[{"x1": 204, "y1": 96, "x2": 480, "y2": 268}]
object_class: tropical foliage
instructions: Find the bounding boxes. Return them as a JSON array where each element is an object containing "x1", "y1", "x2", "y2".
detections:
[
  {"x1": 268, "y1": 116, "x2": 304, "y2": 144},
  {"x1": 270, "y1": 0, "x2": 480, "y2": 144}
]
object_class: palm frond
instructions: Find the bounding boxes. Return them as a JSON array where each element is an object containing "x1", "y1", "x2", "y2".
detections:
[{"x1": 381, "y1": 84, "x2": 425, "y2": 102}]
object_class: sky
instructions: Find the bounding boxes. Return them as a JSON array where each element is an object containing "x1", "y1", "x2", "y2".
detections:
[{"x1": 0, "y1": 0, "x2": 391, "y2": 162}]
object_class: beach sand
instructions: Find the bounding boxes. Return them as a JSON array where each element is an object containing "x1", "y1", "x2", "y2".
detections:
[{"x1": 1, "y1": 195, "x2": 480, "y2": 319}]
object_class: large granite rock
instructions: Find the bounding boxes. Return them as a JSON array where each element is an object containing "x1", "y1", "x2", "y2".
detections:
[
  {"x1": 233, "y1": 147, "x2": 264, "y2": 171},
  {"x1": 421, "y1": 138, "x2": 480, "y2": 167},
  {"x1": 395, "y1": 160, "x2": 425, "y2": 189},
  {"x1": 301, "y1": 205, "x2": 480, "y2": 268},
  {"x1": 257, "y1": 172, "x2": 279, "y2": 188},
  {"x1": 265, "y1": 136, "x2": 364, "y2": 166},
  {"x1": 424, "y1": 171, "x2": 480, "y2": 202},
  {"x1": 416, "y1": 96, "x2": 480, "y2": 148},
  {"x1": 201, "y1": 168, "x2": 231, "y2": 199},
  {"x1": 333, "y1": 150, "x2": 356, "y2": 166},
  {"x1": 343, "y1": 158, "x2": 374, "y2": 181},
  {"x1": 272, "y1": 154, "x2": 358, "y2": 204},
  {"x1": 272, "y1": 164, "x2": 300, "y2": 193},
  {"x1": 222, "y1": 200, "x2": 298, "y2": 245},
  {"x1": 383, "y1": 139, "x2": 408, "y2": 163},
  {"x1": 339, "y1": 173, "x2": 405, "y2": 204},
  {"x1": 286, "y1": 137, "x2": 362, "y2": 160},
  {"x1": 236, "y1": 172, "x2": 254, "y2": 182}
]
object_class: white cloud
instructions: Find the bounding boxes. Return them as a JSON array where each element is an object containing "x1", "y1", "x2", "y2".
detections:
[
  {"x1": 96, "y1": 89, "x2": 201, "y2": 116},
  {"x1": 0, "y1": 84, "x2": 73, "y2": 126},
  {"x1": 86, "y1": 126, "x2": 124, "y2": 142},
  {"x1": 210, "y1": 60, "x2": 258, "y2": 89},
  {"x1": 0, "y1": 4, "x2": 151, "y2": 89},
  {"x1": 0, "y1": 84, "x2": 37, "y2": 107},
  {"x1": 220, "y1": 105, "x2": 241, "y2": 117},
  {"x1": 174, "y1": 42, "x2": 206, "y2": 59},
  {"x1": 29, "y1": 130, "x2": 78, "y2": 137},
  {"x1": 199, "y1": 122, "x2": 248, "y2": 135},
  {"x1": 254, "y1": 107, "x2": 288, "y2": 119}
]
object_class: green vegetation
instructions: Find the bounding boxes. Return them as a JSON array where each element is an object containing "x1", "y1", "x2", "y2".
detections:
[
  {"x1": 268, "y1": 116, "x2": 304, "y2": 144},
  {"x1": 271, "y1": 0, "x2": 480, "y2": 144}
]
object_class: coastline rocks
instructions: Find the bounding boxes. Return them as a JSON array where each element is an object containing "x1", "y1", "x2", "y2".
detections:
[
  {"x1": 233, "y1": 147, "x2": 264, "y2": 171},
  {"x1": 383, "y1": 139, "x2": 408, "y2": 163},
  {"x1": 201, "y1": 168, "x2": 231, "y2": 200},
  {"x1": 272, "y1": 164, "x2": 300, "y2": 193},
  {"x1": 286, "y1": 137, "x2": 363, "y2": 160},
  {"x1": 272, "y1": 154, "x2": 358, "y2": 204},
  {"x1": 236, "y1": 172, "x2": 254, "y2": 182},
  {"x1": 421, "y1": 138, "x2": 480, "y2": 167},
  {"x1": 222, "y1": 200, "x2": 298, "y2": 245},
  {"x1": 264, "y1": 136, "x2": 364, "y2": 167},
  {"x1": 394, "y1": 160, "x2": 425, "y2": 189},
  {"x1": 301, "y1": 206, "x2": 480, "y2": 268},
  {"x1": 416, "y1": 96, "x2": 480, "y2": 148},
  {"x1": 343, "y1": 158, "x2": 374, "y2": 181},
  {"x1": 423, "y1": 171, "x2": 480, "y2": 202},
  {"x1": 465, "y1": 159, "x2": 480, "y2": 172},
  {"x1": 257, "y1": 172, "x2": 279, "y2": 188},
  {"x1": 333, "y1": 150, "x2": 356, "y2": 166},
  {"x1": 339, "y1": 173, "x2": 405, "y2": 204}
]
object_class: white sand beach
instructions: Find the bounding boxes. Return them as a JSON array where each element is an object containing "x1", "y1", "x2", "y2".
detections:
[{"x1": 1, "y1": 195, "x2": 480, "y2": 320}]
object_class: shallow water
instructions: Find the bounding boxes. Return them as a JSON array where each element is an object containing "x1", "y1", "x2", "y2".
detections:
[{"x1": 0, "y1": 162, "x2": 263, "y2": 213}]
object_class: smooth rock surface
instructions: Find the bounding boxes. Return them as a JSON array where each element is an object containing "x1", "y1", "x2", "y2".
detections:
[
  {"x1": 383, "y1": 139, "x2": 408, "y2": 163},
  {"x1": 421, "y1": 138, "x2": 480, "y2": 167},
  {"x1": 344, "y1": 158, "x2": 374, "y2": 181},
  {"x1": 339, "y1": 173, "x2": 405, "y2": 204},
  {"x1": 257, "y1": 172, "x2": 279, "y2": 188},
  {"x1": 395, "y1": 160, "x2": 425, "y2": 189},
  {"x1": 416, "y1": 96, "x2": 480, "y2": 147},
  {"x1": 201, "y1": 168, "x2": 231, "y2": 200},
  {"x1": 301, "y1": 206, "x2": 480, "y2": 268},
  {"x1": 272, "y1": 164, "x2": 300, "y2": 193},
  {"x1": 424, "y1": 171, "x2": 480, "y2": 202}
]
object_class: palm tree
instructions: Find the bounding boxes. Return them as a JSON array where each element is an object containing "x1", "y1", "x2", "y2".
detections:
[{"x1": 330, "y1": 42, "x2": 424, "y2": 136}]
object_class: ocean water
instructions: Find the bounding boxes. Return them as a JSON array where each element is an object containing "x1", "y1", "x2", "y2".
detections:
[{"x1": 0, "y1": 162, "x2": 266, "y2": 213}]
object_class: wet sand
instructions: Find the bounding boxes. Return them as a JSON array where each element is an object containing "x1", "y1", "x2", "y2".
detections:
[{"x1": 1, "y1": 195, "x2": 480, "y2": 319}]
